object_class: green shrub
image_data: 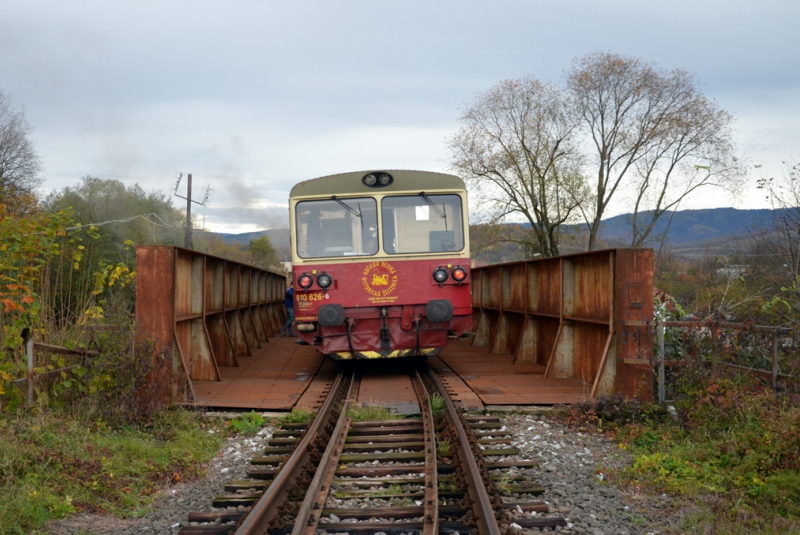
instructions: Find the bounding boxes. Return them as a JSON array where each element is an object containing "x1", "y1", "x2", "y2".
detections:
[
  {"x1": 278, "y1": 408, "x2": 314, "y2": 424},
  {"x1": 229, "y1": 411, "x2": 266, "y2": 434},
  {"x1": 560, "y1": 383, "x2": 800, "y2": 530},
  {"x1": 346, "y1": 404, "x2": 399, "y2": 422},
  {"x1": 429, "y1": 393, "x2": 445, "y2": 417}
]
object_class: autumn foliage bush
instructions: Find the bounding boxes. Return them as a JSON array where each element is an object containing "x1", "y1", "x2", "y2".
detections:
[
  {"x1": 0, "y1": 195, "x2": 166, "y2": 423},
  {"x1": 561, "y1": 376, "x2": 800, "y2": 530}
]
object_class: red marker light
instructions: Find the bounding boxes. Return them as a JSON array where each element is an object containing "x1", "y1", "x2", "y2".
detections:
[
  {"x1": 451, "y1": 266, "x2": 467, "y2": 283},
  {"x1": 298, "y1": 274, "x2": 313, "y2": 289}
]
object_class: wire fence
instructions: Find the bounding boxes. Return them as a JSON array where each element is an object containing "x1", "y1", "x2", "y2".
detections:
[{"x1": 631, "y1": 320, "x2": 798, "y2": 403}]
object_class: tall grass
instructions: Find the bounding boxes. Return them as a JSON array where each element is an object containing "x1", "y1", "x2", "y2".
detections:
[
  {"x1": 0, "y1": 407, "x2": 223, "y2": 534},
  {"x1": 564, "y1": 381, "x2": 800, "y2": 533}
]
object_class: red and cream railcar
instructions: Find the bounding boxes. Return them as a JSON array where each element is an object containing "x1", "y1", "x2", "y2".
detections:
[{"x1": 289, "y1": 170, "x2": 472, "y2": 359}]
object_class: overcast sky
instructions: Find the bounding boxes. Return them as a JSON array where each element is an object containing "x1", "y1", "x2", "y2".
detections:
[{"x1": 2, "y1": 0, "x2": 798, "y2": 233}]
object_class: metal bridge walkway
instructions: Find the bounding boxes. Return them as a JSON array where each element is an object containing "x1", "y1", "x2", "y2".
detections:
[
  {"x1": 435, "y1": 341, "x2": 590, "y2": 406},
  {"x1": 188, "y1": 336, "x2": 589, "y2": 411},
  {"x1": 190, "y1": 337, "x2": 324, "y2": 410}
]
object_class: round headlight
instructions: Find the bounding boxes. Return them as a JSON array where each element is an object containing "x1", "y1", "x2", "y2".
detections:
[
  {"x1": 316, "y1": 272, "x2": 332, "y2": 289},
  {"x1": 363, "y1": 173, "x2": 377, "y2": 186},
  {"x1": 432, "y1": 267, "x2": 448, "y2": 284},
  {"x1": 378, "y1": 173, "x2": 392, "y2": 185},
  {"x1": 452, "y1": 266, "x2": 467, "y2": 283},
  {"x1": 298, "y1": 273, "x2": 313, "y2": 289}
]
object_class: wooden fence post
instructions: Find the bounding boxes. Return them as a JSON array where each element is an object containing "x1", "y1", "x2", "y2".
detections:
[
  {"x1": 26, "y1": 338, "x2": 34, "y2": 408},
  {"x1": 658, "y1": 323, "x2": 665, "y2": 405},
  {"x1": 710, "y1": 322, "x2": 719, "y2": 379},
  {"x1": 772, "y1": 329, "x2": 779, "y2": 391}
]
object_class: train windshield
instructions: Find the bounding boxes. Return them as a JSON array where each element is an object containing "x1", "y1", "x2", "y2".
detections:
[
  {"x1": 381, "y1": 194, "x2": 464, "y2": 254},
  {"x1": 295, "y1": 197, "x2": 379, "y2": 258}
]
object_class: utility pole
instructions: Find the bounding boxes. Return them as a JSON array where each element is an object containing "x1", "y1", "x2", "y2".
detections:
[
  {"x1": 185, "y1": 173, "x2": 193, "y2": 249},
  {"x1": 174, "y1": 173, "x2": 211, "y2": 250}
]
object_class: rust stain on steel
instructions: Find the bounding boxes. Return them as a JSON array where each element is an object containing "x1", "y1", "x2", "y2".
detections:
[
  {"x1": 205, "y1": 257, "x2": 224, "y2": 311},
  {"x1": 536, "y1": 316, "x2": 560, "y2": 367},
  {"x1": 206, "y1": 315, "x2": 236, "y2": 367},
  {"x1": 536, "y1": 258, "x2": 561, "y2": 316},
  {"x1": 136, "y1": 245, "x2": 287, "y2": 406},
  {"x1": 470, "y1": 248, "x2": 654, "y2": 401},
  {"x1": 293, "y1": 357, "x2": 338, "y2": 412},
  {"x1": 357, "y1": 370, "x2": 420, "y2": 415},
  {"x1": 439, "y1": 342, "x2": 590, "y2": 405},
  {"x1": 173, "y1": 318, "x2": 219, "y2": 381},
  {"x1": 135, "y1": 246, "x2": 177, "y2": 407},
  {"x1": 574, "y1": 322, "x2": 608, "y2": 385},
  {"x1": 426, "y1": 367, "x2": 501, "y2": 535},
  {"x1": 193, "y1": 337, "x2": 324, "y2": 409},
  {"x1": 573, "y1": 254, "x2": 611, "y2": 321},
  {"x1": 614, "y1": 248, "x2": 654, "y2": 399},
  {"x1": 136, "y1": 246, "x2": 175, "y2": 354},
  {"x1": 236, "y1": 372, "x2": 346, "y2": 535},
  {"x1": 505, "y1": 263, "x2": 528, "y2": 312},
  {"x1": 426, "y1": 355, "x2": 483, "y2": 410}
]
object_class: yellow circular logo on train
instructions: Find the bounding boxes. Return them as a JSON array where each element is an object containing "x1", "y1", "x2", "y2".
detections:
[{"x1": 361, "y1": 261, "x2": 398, "y2": 298}]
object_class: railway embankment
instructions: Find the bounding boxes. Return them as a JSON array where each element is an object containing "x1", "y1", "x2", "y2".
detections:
[
  {"x1": 44, "y1": 410, "x2": 680, "y2": 535},
  {"x1": 36, "y1": 383, "x2": 800, "y2": 534}
]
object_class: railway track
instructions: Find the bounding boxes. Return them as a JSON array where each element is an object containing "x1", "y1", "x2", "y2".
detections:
[{"x1": 178, "y1": 362, "x2": 565, "y2": 534}]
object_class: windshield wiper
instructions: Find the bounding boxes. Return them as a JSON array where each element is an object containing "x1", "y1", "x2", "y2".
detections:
[
  {"x1": 419, "y1": 191, "x2": 447, "y2": 232},
  {"x1": 419, "y1": 192, "x2": 446, "y2": 218},
  {"x1": 332, "y1": 195, "x2": 364, "y2": 229},
  {"x1": 332, "y1": 196, "x2": 361, "y2": 218}
]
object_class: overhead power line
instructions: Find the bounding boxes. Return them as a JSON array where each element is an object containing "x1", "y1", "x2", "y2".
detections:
[{"x1": 174, "y1": 173, "x2": 211, "y2": 249}]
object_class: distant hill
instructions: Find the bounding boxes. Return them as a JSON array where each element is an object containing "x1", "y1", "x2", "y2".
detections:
[
  {"x1": 598, "y1": 208, "x2": 779, "y2": 246},
  {"x1": 216, "y1": 228, "x2": 290, "y2": 249},
  {"x1": 213, "y1": 207, "x2": 789, "y2": 260}
]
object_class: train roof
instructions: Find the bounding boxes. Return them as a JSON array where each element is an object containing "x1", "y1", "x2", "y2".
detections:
[{"x1": 289, "y1": 170, "x2": 465, "y2": 198}]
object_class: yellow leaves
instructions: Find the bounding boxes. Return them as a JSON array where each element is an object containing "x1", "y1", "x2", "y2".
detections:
[
  {"x1": 81, "y1": 306, "x2": 105, "y2": 324},
  {"x1": 93, "y1": 263, "x2": 136, "y2": 294}
]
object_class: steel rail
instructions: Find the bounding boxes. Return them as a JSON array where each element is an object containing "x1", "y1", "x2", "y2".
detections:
[
  {"x1": 410, "y1": 368, "x2": 439, "y2": 535},
  {"x1": 291, "y1": 376, "x2": 358, "y2": 535},
  {"x1": 426, "y1": 367, "x2": 501, "y2": 535},
  {"x1": 236, "y1": 372, "x2": 346, "y2": 535}
]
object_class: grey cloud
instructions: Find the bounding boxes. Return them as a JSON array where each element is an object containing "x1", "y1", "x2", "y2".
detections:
[{"x1": 3, "y1": 0, "x2": 798, "y2": 232}]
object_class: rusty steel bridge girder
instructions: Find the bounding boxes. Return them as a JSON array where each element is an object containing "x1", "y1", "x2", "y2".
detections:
[
  {"x1": 135, "y1": 245, "x2": 653, "y2": 406},
  {"x1": 471, "y1": 248, "x2": 654, "y2": 400},
  {"x1": 135, "y1": 245, "x2": 287, "y2": 405}
]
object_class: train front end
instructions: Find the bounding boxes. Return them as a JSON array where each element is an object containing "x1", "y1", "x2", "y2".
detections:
[{"x1": 289, "y1": 170, "x2": 472, "y2": 359}]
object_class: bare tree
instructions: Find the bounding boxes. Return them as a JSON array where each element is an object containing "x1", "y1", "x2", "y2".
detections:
[
  {"x1": 448, "y1": 78, "x2": 588, "y2": 257},
  {"x1": 567, "y1": 52, "x2": 742, "y2": 249},
  {"x1": 0, "y1": 89, "x2": 43, "y2": 199},
  {"x1": 748, "y1": 161, "x2": 800, "y2": 327}
]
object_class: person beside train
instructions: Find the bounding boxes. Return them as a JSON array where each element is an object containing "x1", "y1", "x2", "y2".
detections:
[{"x1": 281, "y1": 281, "x2": 296, "y2": 337}]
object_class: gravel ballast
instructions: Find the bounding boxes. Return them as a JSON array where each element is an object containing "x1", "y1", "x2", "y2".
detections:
[{"x1": 46, "y1": 412, "x2": 681, "y2": 534}]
